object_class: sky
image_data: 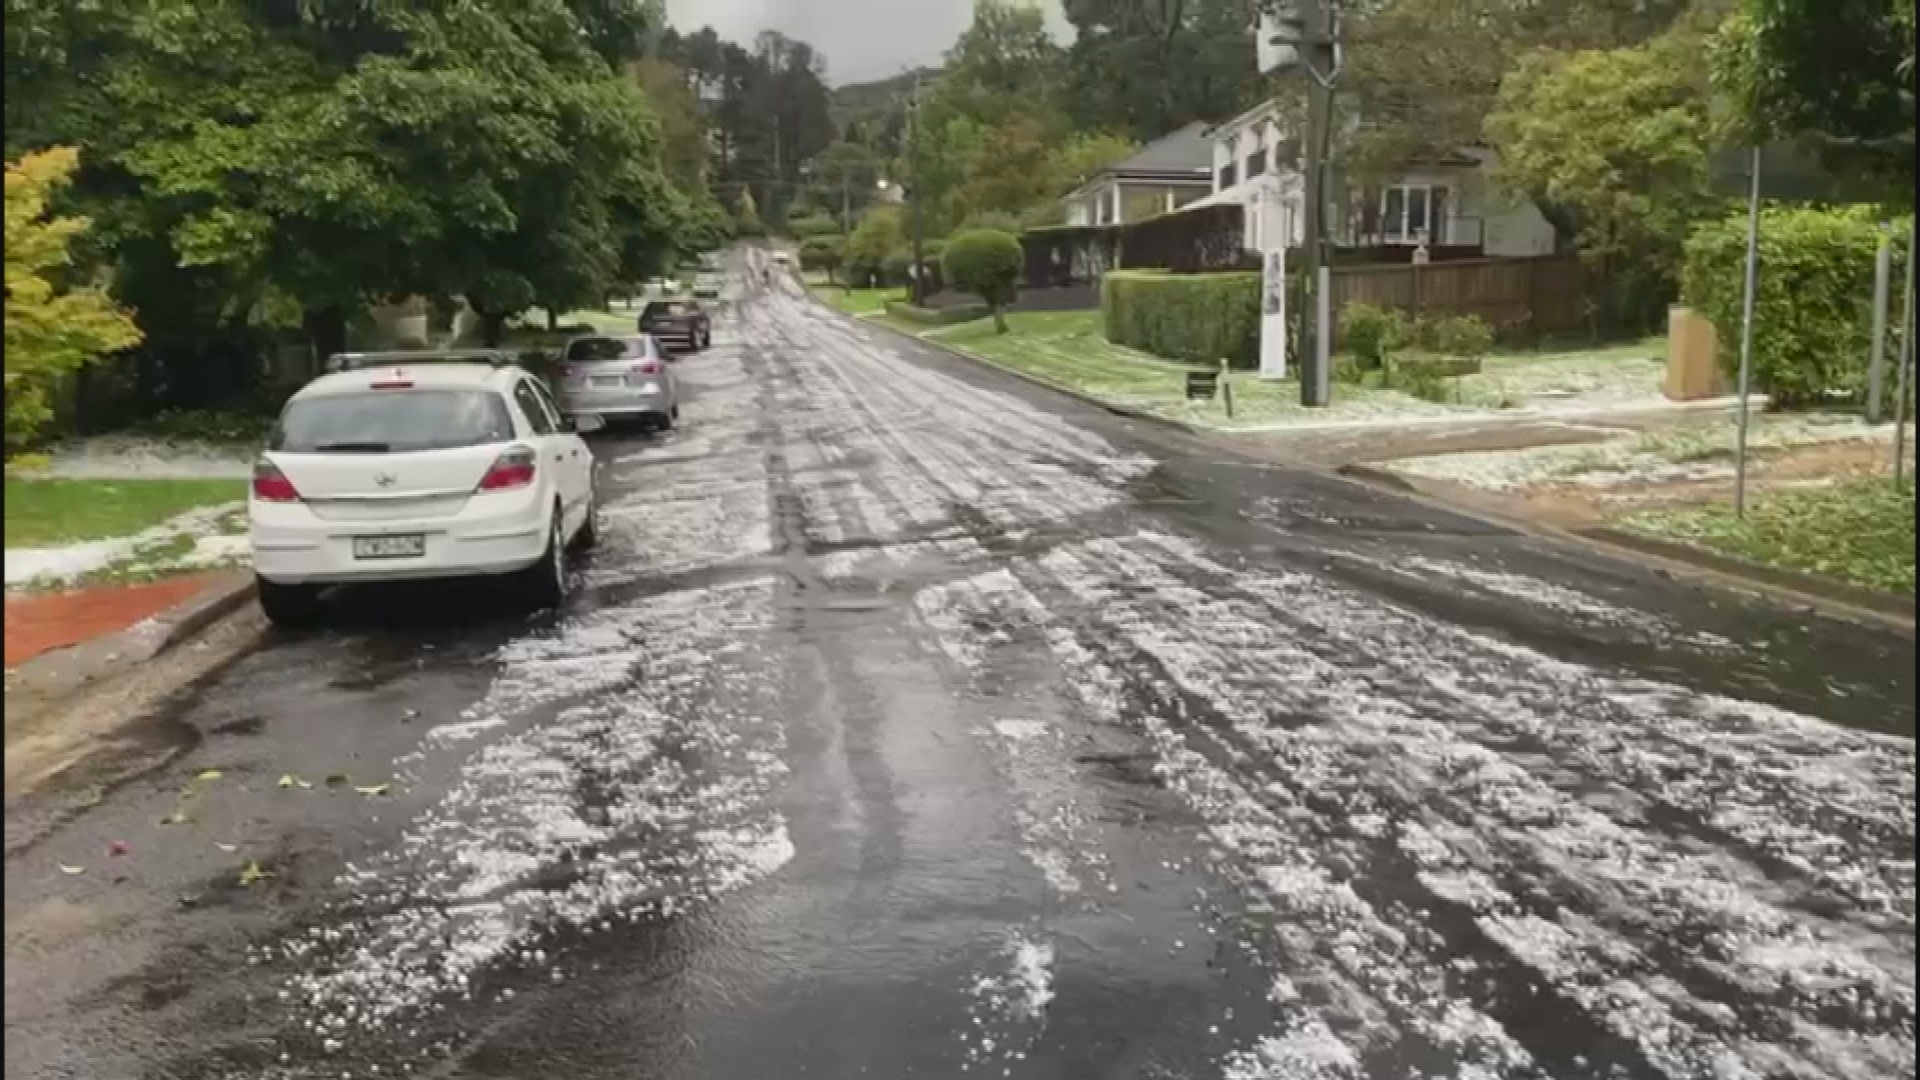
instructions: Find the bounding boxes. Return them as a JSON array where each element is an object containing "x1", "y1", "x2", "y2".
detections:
[{"x1": 663, "y1": 0, "x2": 1073, "y2": 87}]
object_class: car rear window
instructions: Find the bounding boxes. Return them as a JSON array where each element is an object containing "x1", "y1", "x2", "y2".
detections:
[
  {"x1": 566, "y1": 337, "x2": 651, "y2": 363},
  {"x1": 272, "y1": 389, "x2": 515, "y2": 453},
  {"x1": 644, "y1": 302, "x2": 688, "y2": 317}
]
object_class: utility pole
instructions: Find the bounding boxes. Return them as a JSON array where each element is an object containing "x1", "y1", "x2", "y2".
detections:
[
  {"x1": 907, "y1": 71, "x2": 929, "y2": 305},
  {"x1": 1299, "y1": 0, "x2": 1339, "y2": 407},
  {"x1": 1264, "y1": 0, "x2": 1341, "y2": 406}
]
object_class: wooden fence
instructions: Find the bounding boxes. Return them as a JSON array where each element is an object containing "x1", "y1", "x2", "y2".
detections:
[{"x1": 1329, "y1": 255, "x2": 1587, "y2": 345}]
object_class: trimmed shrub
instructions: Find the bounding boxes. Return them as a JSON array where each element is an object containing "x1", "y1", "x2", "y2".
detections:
[
  {"x1": 1102, "y1": 270, "x2": 1260, "y2": 368},
  {"x1": 789, "y1": 214, "x2": 842, "y2": 239},
  {"x1": 942, "y1": 229, "x2": 1024, "y2": 332},
  {"x1": 1683, "y1": 206, "x2": 1911, "y2": 408}
]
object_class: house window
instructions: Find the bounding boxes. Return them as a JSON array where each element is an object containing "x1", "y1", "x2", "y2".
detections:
[
  {"x1": 1379, "y1": 185, "x2": 1451, "y2": 244},
  {"x1": 1246, "y1": 126, "x2": 1266, "y2": 179},
  {"x1": 1219, "y1": 160, "x2": 1238, "y2": 190}
]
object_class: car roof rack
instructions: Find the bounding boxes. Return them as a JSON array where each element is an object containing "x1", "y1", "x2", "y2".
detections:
[{"x1": 324, "y1": 349, "x2": 517, "y2": 373}]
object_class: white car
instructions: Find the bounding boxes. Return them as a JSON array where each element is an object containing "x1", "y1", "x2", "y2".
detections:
[{"x1": 249, "y1": 351, "x2": 604, "y2": 627}]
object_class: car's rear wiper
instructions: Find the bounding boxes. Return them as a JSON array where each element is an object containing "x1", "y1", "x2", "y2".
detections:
[{"x1": 312, "y1": 441, "x2": 392, "y2": 453}]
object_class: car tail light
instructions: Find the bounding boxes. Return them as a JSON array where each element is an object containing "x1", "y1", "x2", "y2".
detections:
[
  {"x1": 477, "y1": 445, "x2": 537, "y2": 491},
  {"x1": 631, "y1": 360, "x2": 662, "y2": 375},
  {"x1": 558, "y1": 363, "x2": 574, "y2": 379},
  {"x1": 252, "y1": 461, "x2": 302, "y2": 502}
]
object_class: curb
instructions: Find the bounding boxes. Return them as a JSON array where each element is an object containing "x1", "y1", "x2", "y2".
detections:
[
  {"x1": 1336, "y1": 464, "x2": 1916, "y2": 632},
  {"x1": 5, "y1": 572, "x2": 258, "y2": 703},
  {"x1": 839, "y1": 304, "x2": 1214, "y2": 439},
  {"x1": 1577, "y1": 525, "x2": 1916, "y2": 621}
]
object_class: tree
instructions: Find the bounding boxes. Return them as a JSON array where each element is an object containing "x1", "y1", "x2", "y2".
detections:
[
  {"x1": 951, "y1": 112, "x2": 1065, "y2": 226},
  {"x1": 1485, "y1": 27, "x2": 1718, "y2": 333},
  {"x1": 1062, "y1": 0, "x2": 1265, "y2": 141},
  {"x1": 1337, "y1": 0, "x2": 1692, "y2": 183},
  {"x1": 5, "y1": 147, "x2": 142, "y2": 453},
  {"x1": 845, "y1": 206, "x2": 907, "y2": 286},
  {"x1": 734, "y1": 189, "x2": 765, "y2": 237},
  {"x1": 938, "y1": 0, "x2": 1068, "y2": 126},
  {"x1": 942, "y1": 228, "x2": 1024, "y2": 332},
  {"x1": 1712, "y1": 0, "x2": 1914, "y2": 205}
]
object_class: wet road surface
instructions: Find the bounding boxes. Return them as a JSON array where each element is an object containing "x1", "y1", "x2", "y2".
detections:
[{"x1": 6, "y1": 252, "x2": 1914, "y2": 1080}]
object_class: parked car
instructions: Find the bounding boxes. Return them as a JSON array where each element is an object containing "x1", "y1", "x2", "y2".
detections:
[
  {"x1": 249, "y1": 350, "x2": 602, "y2": 627},
  {"x1": 555, "y1": 334, "x2": 680, "y2": 433},
  {"x1": 638, "y1": 299, "x2": 711, "y2": 352},
  {"x1": 771, "y1": 251, "x2": 791, "y2": 267},
  {"x1": 692, "y1": 271, "x2": 722, "y2": 299}
]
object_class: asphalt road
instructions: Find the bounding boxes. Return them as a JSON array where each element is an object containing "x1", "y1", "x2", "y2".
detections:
[{"x1": 6, "y1": 252, "x2": 1914, "y2": 1080}]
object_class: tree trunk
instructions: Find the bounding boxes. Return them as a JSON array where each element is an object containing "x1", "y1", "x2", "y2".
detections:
[
  {"x1": 481, "y1": 313, "x2": 507, "y2": 348},
  {"x1": 303, "y1": 306, "x2": 348, "y2": 374},
  {"x1": 546, "y1": 308, "x2": 558, "y2": 332},
  {"x1": 992, "y1": 305, "x2": 1007, "y2": 334}
]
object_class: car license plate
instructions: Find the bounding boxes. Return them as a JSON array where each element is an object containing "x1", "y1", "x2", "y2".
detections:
[
  {"x1": 630, "y1": 380, "x2": 660, "y2": 393},
  {"x1": 352, "y1": 534, "x2": 425, "y2": 559},
  {"x1": 591, "y1": 375, "x2": 623, "y2": 388}
]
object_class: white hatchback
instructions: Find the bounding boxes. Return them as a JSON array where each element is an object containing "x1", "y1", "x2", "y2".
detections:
[{"x1": 248, "y1": 352, "x2": 603, "y2": 627}]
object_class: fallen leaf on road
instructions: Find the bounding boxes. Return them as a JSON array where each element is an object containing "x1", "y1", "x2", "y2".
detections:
[
  {"x1": 195, "y1": 769, "x2": 224, "y2": 782},
  {"x1": 238, "y1": 861, "x2": 272, "y2": 887},
  {"x1": 216, "y1": 843, "x2": 238, "y2": 854},
  {"x1": 108, "y1": 841, "x2": 130, "y2": 857},
  {"x1": 354, "y1": 783, "x2": 391, "y2": 797},
  {"x1": 323, "y1": 773, "x2": 350, "y2": 788},
  {"x1": 59, "y1": 864, "x2": 84, "y2": 876}
]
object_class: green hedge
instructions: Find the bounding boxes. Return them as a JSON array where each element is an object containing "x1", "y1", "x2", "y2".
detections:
[
  {"x1": 1682, "y1": 207, "x2": 1911, "y2": 408},
  {"x1": 885, "y1": 300, "x2": 989, "y2": 325},
  {"x1": 1101, "y1": 270, "x2": 1261, "y2": 368}
]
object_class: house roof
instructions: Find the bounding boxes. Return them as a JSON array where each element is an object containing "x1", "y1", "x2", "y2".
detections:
[
  {"x1": 1204, "y1": 100, "x2": 1284, "y2": 143},
  {"x1": 1110, "y1": 122, "x2": 1213, "y2": 177},
  {"x1": 1064, "y1": 122, "x2": 1213, "y2": 202}
]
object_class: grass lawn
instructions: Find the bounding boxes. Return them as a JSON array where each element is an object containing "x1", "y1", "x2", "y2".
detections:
[
  {"x1": 1625, "y1": 477, "x2": 1915, "y2": 594},
  {"x1": 928, "y1": 310, "x2": 1455, "y2": 429},
  {"x1": 4, "y1": 477, "x2": 247, "y2": 549},
  {"x1": 811, "y1": 286, "x2": 900, "y2": 317},
  {"x1": 1453, "y1": 338, "x2": 1668, "y2": 410}
]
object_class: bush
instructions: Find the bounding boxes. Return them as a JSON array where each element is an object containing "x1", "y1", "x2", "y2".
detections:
[
  {"x1": 130, "y1": 408, "x2": 275, "y2": 444},
  {"x1": 1340, "y1": 303, "x2": 1403, "y2": 370},
  {"x1": 789, "y1": 214, "x2": 842, "y2": 239},
  {"x1": 1683, "y1": 206, "x2": 1911, "y2": 407},
  {"x1": 1426, "y1": 314, "x2": 1495, "y2": 360},
  {"x1": 942, "y1": 229, "x2": 1023, "y2": 331},
  {"x1": 1102, "y1": 270, "x2": 1260, "y2": 368}
]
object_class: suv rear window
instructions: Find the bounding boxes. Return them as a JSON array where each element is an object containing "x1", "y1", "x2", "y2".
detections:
[
  {"x1": 566, "y1": 337, "x2": 652, "y2": 363},
  {"x1": 644, "y1": 302, "x2": 688, "y2": 317},
  {"x1": 272, "y1": 389, "x2": 515, "y2": 453}
]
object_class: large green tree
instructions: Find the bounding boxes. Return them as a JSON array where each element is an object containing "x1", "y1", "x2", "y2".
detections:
[
  {"x1": 6, "y1": 0, "x2": 691, "y2": 373},
  {"x1": 1062, "y1": 0, "x2": 1265, "y2": 141},
  {"x1": 1712, "y1": 0, "x2": 1914, "y2": 205},
  {"x1": 1485, "y1": 25, "x2": 1720, "y2": 332}
]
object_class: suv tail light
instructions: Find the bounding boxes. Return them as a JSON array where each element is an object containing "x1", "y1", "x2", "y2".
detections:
[
  {"x1": 477, "y1": 445, "x2": 537, "y2": 491},
  {"x1": 631, "y1": 360, "x2": 662, "y2": 375},
  {"x1": 252, "y1": 461, "x2": 302, "y2": 502}
]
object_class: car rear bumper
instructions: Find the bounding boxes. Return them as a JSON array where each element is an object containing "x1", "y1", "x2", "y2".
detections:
[
  {"x1": 560, "y1": 382, "x2": 668, "y2": 415},
  {"x1": 251, "y1": 489, "x2": 550, "y2": 585}
]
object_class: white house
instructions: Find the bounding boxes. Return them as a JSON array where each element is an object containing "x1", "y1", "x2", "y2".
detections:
[
  {"x1": 1182, "y1": 100, "x2": 1559, "y2": 258},
  {"x1": 1061, "y1": 123, "x2": 1215, "y2": 227}
]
